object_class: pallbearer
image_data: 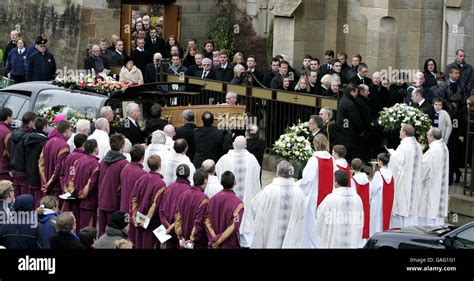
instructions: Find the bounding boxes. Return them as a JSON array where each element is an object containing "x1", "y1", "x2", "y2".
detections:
[
  {"x1": 73, "y1": 140, "x2": 100, "y2": 231},
  {"x1": 369, "y1": 153, "x2": 394, "y2": 236},
  {"x1": 131, "y1": 155, "x2": 166, "y2": 249},
  {"x1": 159, "y1": 164, "x2": 192, "y2": 248},
  {"x1": 175, "y1": 169, "x2": 209, "y2": 249},
  {"x1": 205, "y1": 171, "x2": 243, "y2": 249},
  {"x1": 40, "y1": 120, "x2": 71, "y2": 199},
  {"x1": 97, "y1": 134, "x2": 128, "y2": 236}
]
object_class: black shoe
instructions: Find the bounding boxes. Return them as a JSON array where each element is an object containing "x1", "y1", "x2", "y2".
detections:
[{"x1": 455, "y1": 171, "x2": 462, "y2": 183}]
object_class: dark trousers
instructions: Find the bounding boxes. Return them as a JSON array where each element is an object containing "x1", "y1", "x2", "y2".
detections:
[{"x1": 98, "y1": 209, "x2": 114, "y2": 237}]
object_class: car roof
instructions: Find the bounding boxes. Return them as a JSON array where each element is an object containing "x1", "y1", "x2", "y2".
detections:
[{"x1": 0, "y1": 81, "x2": 107, "y2": 99}]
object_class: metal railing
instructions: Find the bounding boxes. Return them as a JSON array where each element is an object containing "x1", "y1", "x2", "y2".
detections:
[{"x1": 163, "y1": 74, "x2": 339, "y2": 150}]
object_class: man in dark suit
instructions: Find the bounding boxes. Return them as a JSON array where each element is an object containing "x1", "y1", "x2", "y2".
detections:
[
  {"x1": 193, "y1": 112, "x2": 225, "y2": 168},
  {"x1": 26, "y1": 37, "x2": 57, "y2": 82},
  {"x1": 246, "y1": 55, "x2": 264, "y2": 87},
  {"x1": 145, "y1": 27, "x2": 165, "y2": 61},
  {"x1": 108, "y1": 40, "x2": 127, "y2": 68},
  {"x1": 214, "y1": 49, "x2": 234, "y2": 82},
  {"x1": 349, "y1": 63, "x2": 372, "y2": 86},
  {"x1": 84, "y1": 45, "x2": 110, "y2": 74},
  {"x1": 117, "y1": 102, "x2": 146, "y2": 145},
  {"x1": 263, "y1": 57, "x2": 280, "y2": 88},
  {"x1": 336, "y1": 84, "x2": 363, "y2": 162},
  {"x1": 186, "y1": 52, "x2": 203, "y2": 77},
  {"x1": 131, "y1": 38, "x2": 150, "y2": 75},
  {"x1": 411, "y1": 88, "x2": 435, "y2": 122},
  {"x1": 308, "y1": 115, "x2": 326, "y2": 149},
  {"x1": 245, "y1": 125, "x2": 266, "y2": 168},
  {"x1": 175, "y1": 109, "x2": 197, "y2": 162},
  {"x1": 320, "y1": 50, "x2": 335, "y2": 76},
  {"x1": 144, "y1": 53, "x2": 166, "y2": 83},
  {"x1": 194, "y1": 58, "x2": 215, "y2": 79}
]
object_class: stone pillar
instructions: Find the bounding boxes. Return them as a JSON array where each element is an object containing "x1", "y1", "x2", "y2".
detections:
[
  {"x1": 445, "y1": 0, "x2": 463, "y2": 65},
  {"x1": 272, "y1": 16, "x2": 295, "y2": 64}
]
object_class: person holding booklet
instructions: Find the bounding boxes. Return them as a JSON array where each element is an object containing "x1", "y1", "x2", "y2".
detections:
[{"x1": 131, "y1": 155, "x2": 166, "y2": 249}]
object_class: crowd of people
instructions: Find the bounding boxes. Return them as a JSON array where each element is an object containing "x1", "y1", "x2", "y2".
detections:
[{"x1": 0, "y1": 12, "x2": 473, "y2": 249}]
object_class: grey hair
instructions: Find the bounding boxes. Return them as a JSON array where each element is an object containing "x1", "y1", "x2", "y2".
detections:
[
  {"x1": 182, "y1": 109, "x2": 195, "y2": 122},
  {"x1": 76, "y1": 119, "x2": 90, "y2": 132},
  {"x1": 94, "y1": 118, "x2": 109, "y2": 131},
  {"x1": 415, "y1": 72, "x2": 425, "y2": 79},
  {"x1": 202, "y1": 58, "x2": 212, "y2": 65},
  {"x1": 151, "y1": 130, "x2": 167, "y2": 145},
  {"x1": 226, "y1": 91, "x2": 238, "y2": 99},
  {"x1": 429, "y1": 127, "x2": 442, "y2": 140},
  {"x1": 153, "y1": 52, "x2": 162, "y2": 60},
  {"x1": 320, "y1": 107, "x2": 333, "y2": 119},
  {"x1": 277, "y1": 161, "x2": 294, "y2": 178},
  {"x1": 100, "y1": 106, "x2": 113, "y2": 118},
  {"x1": 126, "y1": 102, "x2": 139, "y2": 115}
]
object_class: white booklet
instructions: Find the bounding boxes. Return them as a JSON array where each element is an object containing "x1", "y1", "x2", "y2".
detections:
[
  {"x1": 59, "y1": 192, "x2": 73, "y2": 200},
  {"x1": 153, "y1": 225, "x2": 172, "y2": 243},
  {"x1": 135, "y1": 212, "x2": 150, "y2": 229}
]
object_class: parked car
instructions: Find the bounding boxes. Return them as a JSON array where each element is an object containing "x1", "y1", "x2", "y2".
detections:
[
  {"x1": 0, "y1": 82, "x2": 203, "y2": 128},
  {"x1": 364, "y1": 222, "x2": 474, "y2": 249}
]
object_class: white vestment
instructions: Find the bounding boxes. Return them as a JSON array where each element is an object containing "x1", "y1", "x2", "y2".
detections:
[
  {"x1": 164, "y1": 136, "x2": 174, "y2": 151},
  {"x1": 352, "y1": 172, "x2": 370, "y2": 247},
  {"x1": 143, "y1": 143, "x2": 171, "y2": 173},
  {"x1": 204, "y1": 175, "x2": 223, "y2": 198},
  {"x1": 67, "y1": 133, "x2": 77, "y2": 152},
  {"x1": 88, "y1": 129, "x2": 111, "y2": 162},
  {"x1": 388, "y1": 136, "x2": 422, "y2": 228},
  {"x1": 250, "y1": 177, "x2": 306, "y2": 248},
  {"x1": 164, "y1": 152, "x2": 195, "y2": 186},
  {"x1": 314, "y1": 187, "x2": 364, "y2": 248},
  {"x1": 369, "y1": 167, "x2": 394, "y2": 237},
  {"x1": 215, "y1": 149, "x2": 261, "y2": 247},
  {"x1": 418, "y1": 140, "x2": 449, "y2": 226},
  {"x1": 297, "y1": 151, "x2": 338, "y2": 248}
]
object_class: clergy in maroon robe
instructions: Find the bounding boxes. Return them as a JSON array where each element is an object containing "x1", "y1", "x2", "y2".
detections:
[
  {"x1": 120, "y1": 144, "x2": 146, "y2": 244},
  {"x1": 131, "y1": 155, "x2": 166, "y2": 249},
  {"x1": 10, "y1": 112, "x2": 36, "y2": 197},
  {"x1": 175, "y1": 168, "x2": 209, "y2": 249},
  {"x1": 205, "y1": 171, "x2": 243, "y2": 249},
  {"x1": 159, "y1": 163, "x2": 192, "y2": 248},
  {"x1": 74, "y1": 139, "x2": 100, "y2": 231},
  {"x1": 0, "y1": 107, "x2": 13, "y2": 181},
  {"x1": 60, "y1": 134, "x2": 87, "y2": 214},
  {"x1": 40, "y1": 120, "x2": 72, "y2": 200},
  {"x1": 97, "y1": 134, "x2": 128, "y2": 236}
]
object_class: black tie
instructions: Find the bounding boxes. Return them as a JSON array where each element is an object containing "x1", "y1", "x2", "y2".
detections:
[
  {"x1": 202, "y1": 71, "x2": 207, "y2": 78},
  {"x1": 152, "y1": 39, "x2": 155, "y2": 44},
  {"x1": 19, "y1": 50, "x2": 22, "y2": 55}
]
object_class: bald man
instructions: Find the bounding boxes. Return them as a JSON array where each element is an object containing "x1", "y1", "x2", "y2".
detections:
[
  {"x1": 163, "y1": 124, "x2": 175, "y2": 151},
  {"x1": 88, "y1": 118, "x2": 111, "y2": 162},
  {"x1": 215, "y1": 136, "x2": 261, "y2": 247},
  {"x1": 201, "y1": 159, "x2": 222, "y2": 198},
  {"x1": 84, "y1": 44, "x2": 110, "y2": 74}
]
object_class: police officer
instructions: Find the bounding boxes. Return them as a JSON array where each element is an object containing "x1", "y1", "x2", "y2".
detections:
[{"x1": 26, "y1": 36, "x2": 57, "y2": 81}]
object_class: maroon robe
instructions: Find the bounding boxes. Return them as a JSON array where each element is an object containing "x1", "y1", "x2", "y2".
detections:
[
  {"x1": 0, "y1": 122, "x2": 12, "y2": 181},
  {"x1": 131, "y1": 171, "x2": 166, "y2": 249},
  {"x1": 159, "y1": 178, "x2": 191, "y2": 248},
  {"x1": 60, "y1": 149, "x2": 86, "y2": 213},
  {"x1": 72, "y1": 154, "x2": 100, "y2": 231},
  {"x1": 205, "y1": 189, "x2": 243, "y2": 249},
  {"x1": 175, "y1": 186, "x2": 209, "y2": 249},
  {"x1": 97, "y1": 150, "x2": 128, "y2": 236},
  {"x1": 40, "y1": 134, "x2": 70, "y2": 200},
  {"x1": 120, "y1": 161, "x2": 146, "y2": 244}
]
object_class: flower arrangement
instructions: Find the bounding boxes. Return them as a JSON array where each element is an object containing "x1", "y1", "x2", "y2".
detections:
[
  {"x1": 378, "y1": 103, "x2": 432, "y2": 143},
  {"x1": 273, "y1": 120, "x2": 314, "y2": 163},
  {"x1": 53, "y1": 73, "x2": 131, "y2": 95},
  {"x1": 38, "y1": 106, "x2": 94, "y2": 130}
]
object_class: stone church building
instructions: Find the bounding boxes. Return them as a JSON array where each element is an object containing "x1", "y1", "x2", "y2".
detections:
[{"x1": 0, "y1": 0, "x2": 472, "y2": 78}]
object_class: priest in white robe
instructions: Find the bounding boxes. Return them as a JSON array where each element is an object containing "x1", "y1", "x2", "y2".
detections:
[
  {"x1": 163, "y1": 139, "x2": 196, "y2": 186},
  {"x1": 201, "y1": 159, "x2": 223, "y2": 198},
  {"x1": 215, "y1": 136, "x2": 261, "y2": 248},
  {"x1": 143, "y1": 130, "x2": 171, "y2": 172},
  {"x1": 297, "y1": 134, "x2": 338, "y2": 248},
  {"x1": 418, "y1": 128, "x2": 449, "y2": 226},
  {"x1": 370, "y1": 152, "x2": 395, "y2": 237},
  {"x1": 387, "y1": 124, "x2": 423, "y2": 228},
  {"x1": 314, "y1": 170, "x2": 364, "y2": 248},
  {"x1": 251, "y1": 161, "x2": 306, "y2": 248}
]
